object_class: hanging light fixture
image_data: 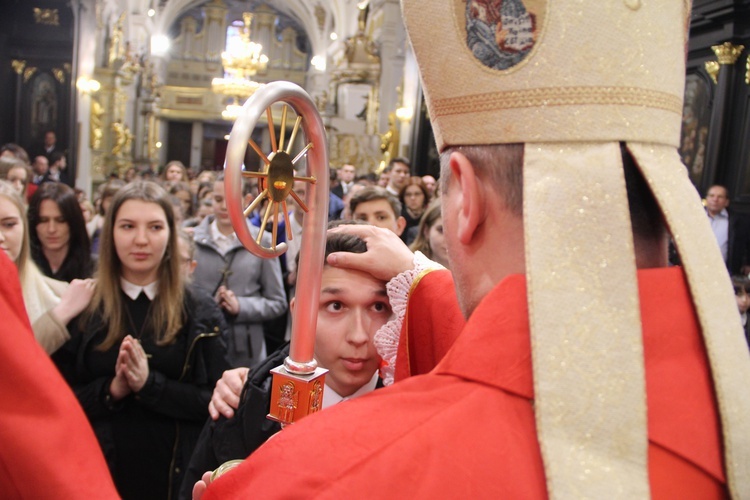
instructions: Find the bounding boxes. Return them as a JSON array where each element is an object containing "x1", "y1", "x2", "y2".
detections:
[{"x1": 212, "y1": 12, "x2": 269, "y2": 120}]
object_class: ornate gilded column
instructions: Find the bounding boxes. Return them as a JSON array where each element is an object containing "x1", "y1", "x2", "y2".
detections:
[{"x1": 703, "y1": 42, "x2": 744, "y2": 189}]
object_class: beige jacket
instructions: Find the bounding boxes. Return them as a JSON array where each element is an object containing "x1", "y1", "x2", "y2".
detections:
[{"x1": 21, "y1": 263, "x2": 70, "y2": 354}]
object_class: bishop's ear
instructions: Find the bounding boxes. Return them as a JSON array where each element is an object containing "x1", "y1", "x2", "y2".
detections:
[{"x1": 449, "y1": 151, "x2": 483, "y2": 245}]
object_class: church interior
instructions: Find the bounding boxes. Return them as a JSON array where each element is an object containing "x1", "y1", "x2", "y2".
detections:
[{"x1": 1, "y1": 0, "x2": 749, "y2": 207}]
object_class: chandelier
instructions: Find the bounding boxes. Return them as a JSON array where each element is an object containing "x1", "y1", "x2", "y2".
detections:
[{"x1": 212, "y1": 12, "x2": 269, "y2": 119}]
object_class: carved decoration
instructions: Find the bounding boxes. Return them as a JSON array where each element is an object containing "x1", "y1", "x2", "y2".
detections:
[
  {"x1": 712, "y1": 42, "x2": 744, "y2": 65},
  {"x1": 33, "y1": 8, "x2": 59, "y2": 26},
  {"x1": 704, "y1": 61, "x2": 719, "y2": 84},
  {"x1": 23, "y1": 67, "x2": 37, "y2": 83},
  {"x1": 314, "y1": 4, "x2": 326, "y2": 32},
  {"x1": 90, "y1": 98, "x2": 104, "y2": 150},
  {"x1": 52, "y1": 68, "x2": 65, "y2": 84},
  {"x1": 11, "y1": 60, "x2": 26, "y2": 75},
  {"x1": 746, "y1": 55, "x2": 750, "y2": 85},
  {"x1": 108, "y1": 13, "x2": 125, "y2": 68}
]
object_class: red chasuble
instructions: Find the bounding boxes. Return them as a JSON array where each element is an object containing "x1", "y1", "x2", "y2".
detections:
[
  {"x1": 205, "y1": 267, "x2": 726, "y2": 498},
  {"x1": 0, "y1": 252, "x2": 118, "y2": 498}
]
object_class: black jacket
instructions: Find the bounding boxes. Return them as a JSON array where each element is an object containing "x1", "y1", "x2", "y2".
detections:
[
  {"x1": 56, "y1": 285, "x2": 230, "y2": 500},
  {"x1": 727, "y1": 211, "x2": 750, "y2": 275},
  {"x1": 179, "y1": 343, "x2": 289, "y2": 499},
  {"x1": 179, "y1": 344, "x2": 385, "y2": 499}
]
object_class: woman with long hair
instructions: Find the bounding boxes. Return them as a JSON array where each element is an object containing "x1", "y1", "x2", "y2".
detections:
[
  {"x1": 0, "y1": 181, "x2": 94, "y2": 353},
  {"x1": 56, "y1": 181, "x2": 229, "y2": 499},
  {"x1": 399, "y1": 176, "x2": 430, "y2": 244},
  {"x1": 409, "y1": 200, "x2": 449, "y2": 269},
  {"x1": 28, "y1": 182, "x2": 94, "y2": 281},
  {"x1": 163, "y1": 160, "x2": 189, "y2": 184}
]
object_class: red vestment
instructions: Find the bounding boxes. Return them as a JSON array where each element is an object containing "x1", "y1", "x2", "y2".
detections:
[
  {"x1": 395, "y1": 269, "x2": 464, "y2": 382},
  {"x1": 205, "y1": 267, "x2": 725, "y2": 498},
  {"x1": 0, "y1": 252, "x2": 118, "y2": 498}
]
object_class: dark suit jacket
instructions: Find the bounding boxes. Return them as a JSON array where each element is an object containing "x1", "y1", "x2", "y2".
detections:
[
  {"x1": 726, "y1": 210, "x2": 750, "y2": 275},
  {"x1": 331, "y1": 183, "x2": 345, "y2": 200},
  {"x1": 28, "y1": 144, "x2": 64, "y2": 162}
]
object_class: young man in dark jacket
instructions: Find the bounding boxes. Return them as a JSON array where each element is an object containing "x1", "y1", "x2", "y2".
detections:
[{"x1": 181, "y1": 230, "x2": 390, "y2": 498}]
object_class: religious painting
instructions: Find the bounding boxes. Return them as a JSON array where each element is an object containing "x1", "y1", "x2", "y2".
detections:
[
  {"x1": 679, "y1": 73, "x2": 713, "y2": 188},
  {"x1": 457, "y1": 0, "x2": 546, "y2": 71},
  {"x1": 30, "y1": 72, "x2": 59, "y2": 140}
]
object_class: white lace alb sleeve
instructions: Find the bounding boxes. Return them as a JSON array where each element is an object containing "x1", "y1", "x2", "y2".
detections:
[{"x1": 374, "y1": 251, "x2": 445, "y2": 386}]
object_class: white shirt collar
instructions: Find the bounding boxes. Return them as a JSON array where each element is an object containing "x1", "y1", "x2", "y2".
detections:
[
  {"x1": 120, "y1": 277, "x2": 159, "y2": 300},
  {"x1": 321, "y1": 372, "x2": 379, "y2": 409},
  {"x1": 707, "y1": 207, "x2": 729, "y2": 219}
]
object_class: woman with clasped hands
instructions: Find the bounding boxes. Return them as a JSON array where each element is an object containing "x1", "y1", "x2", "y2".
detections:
[{"x1": 54, "y1": 181, "x2": 230, "y2": 500}]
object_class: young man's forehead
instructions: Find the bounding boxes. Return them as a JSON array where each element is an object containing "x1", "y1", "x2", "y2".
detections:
[
  {"x1": 320, "y1": 266, "x2": 388, "y2": 294},
  {"x1": 354, "y1": 199, "x2": 397, "y2": 217}
]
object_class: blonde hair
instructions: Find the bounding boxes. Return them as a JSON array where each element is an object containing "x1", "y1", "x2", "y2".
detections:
[
  {"x1": 0, "y1": 181, "x2": 31, "y2": 281},
  {"x1": 89, "y1": 181, "x2": 185, "y2": 350}
]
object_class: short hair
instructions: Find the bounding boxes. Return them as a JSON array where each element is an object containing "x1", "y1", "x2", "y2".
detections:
[
  {"x1": 440, "y1": 143, "x2": 523, "y2": 215},
  {"x1": 28, "y1": 182, "x2": 92, "y2": 281},
  {"x1": 49, "y1": 152, "x2": 65, "y2": 165},
  {"x1": 439, "y1": 142, "x2": 665, "y2": 242},
  {"x1": 386, "y1": 157, "x2": 411, "y2": 173},
  {"x1": 707, "y1": 184, "x2": 729, "y2": 197},
  {"x1": 349, "y1": 186, "x2": 402, "y2": 218},
  {"x1": 295, "y1": 220, "x2": 369, "y2": 270}
]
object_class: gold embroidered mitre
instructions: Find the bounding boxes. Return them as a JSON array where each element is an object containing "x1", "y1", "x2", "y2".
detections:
[
  {"x1": 402, "y1": 1, "x2": 750, "y2": 498},
  {"x1": 405, "y1": 0, "x2": 688, "y2": 150}
]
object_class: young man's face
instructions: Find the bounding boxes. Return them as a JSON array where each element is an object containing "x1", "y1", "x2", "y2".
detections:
[
  {"x1": 308, "y1": 266, "x2": 391, "y2": 397},
  {"x1": 353, "y1": 199, "x2": 405, "y2": 235},
  {"x1": 340, "y1": 165, "x2": 356, "y2": 183},
  {"x1": 387, "y1": 162, "x2": 410, "y2": 191}
]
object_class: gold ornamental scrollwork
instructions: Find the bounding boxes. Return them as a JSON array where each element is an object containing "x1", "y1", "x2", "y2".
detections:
[
  {"x1": 23, "y1": 67, "x2": 37, "y2": 83},
  {"x1": 712, "y1": 42, "x2": 744, "y2": 65},
  {"x1": 90, "y1": 98, "x2": 104, "y2": 150},
  {"x1": 52, "y1": 68, "x2": 65, "y2": 84},
  {"x1": 746, "y1": 55, "x2": 750, "y2": 85},
  {"x1": 705, "y1": 61, "x2": 719, "y2": 84},
  {"x1": 11, "y1": 60, "x2": 26, "y2": 75},
  {"x1": 33, "y1": 8, "x2": 59, "y2": 26}
]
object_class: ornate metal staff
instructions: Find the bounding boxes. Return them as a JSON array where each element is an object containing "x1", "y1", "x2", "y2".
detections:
[{"x1": 223, "y1": 81, "x2": 329, "y2": 425}]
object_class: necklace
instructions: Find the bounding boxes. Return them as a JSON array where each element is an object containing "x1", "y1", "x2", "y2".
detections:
[{"x1": 123, "y1": 295, "x2": 155, "y2": 340}]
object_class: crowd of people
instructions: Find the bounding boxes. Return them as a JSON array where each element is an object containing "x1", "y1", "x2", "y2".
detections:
[
  {"x1": 0, "y1": 139, "x2": 450, "y2": 498},
  {"x1": 3, "y1": 1, "x2": 750, "y2": 498}
]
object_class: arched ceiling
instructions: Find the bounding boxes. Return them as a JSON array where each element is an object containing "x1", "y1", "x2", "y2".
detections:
[{"x1": 152, "y1": 0, "x2": 362, "y2": 58}]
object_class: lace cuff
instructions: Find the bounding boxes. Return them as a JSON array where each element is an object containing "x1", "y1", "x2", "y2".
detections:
[{"x1": 374, "y1": 252, "x2": 445, "y2": 385}]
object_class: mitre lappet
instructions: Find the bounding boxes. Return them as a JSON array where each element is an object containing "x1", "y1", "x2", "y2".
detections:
[{"x1": 402, "y1": 0, "x2": 750, "y2": 497}]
